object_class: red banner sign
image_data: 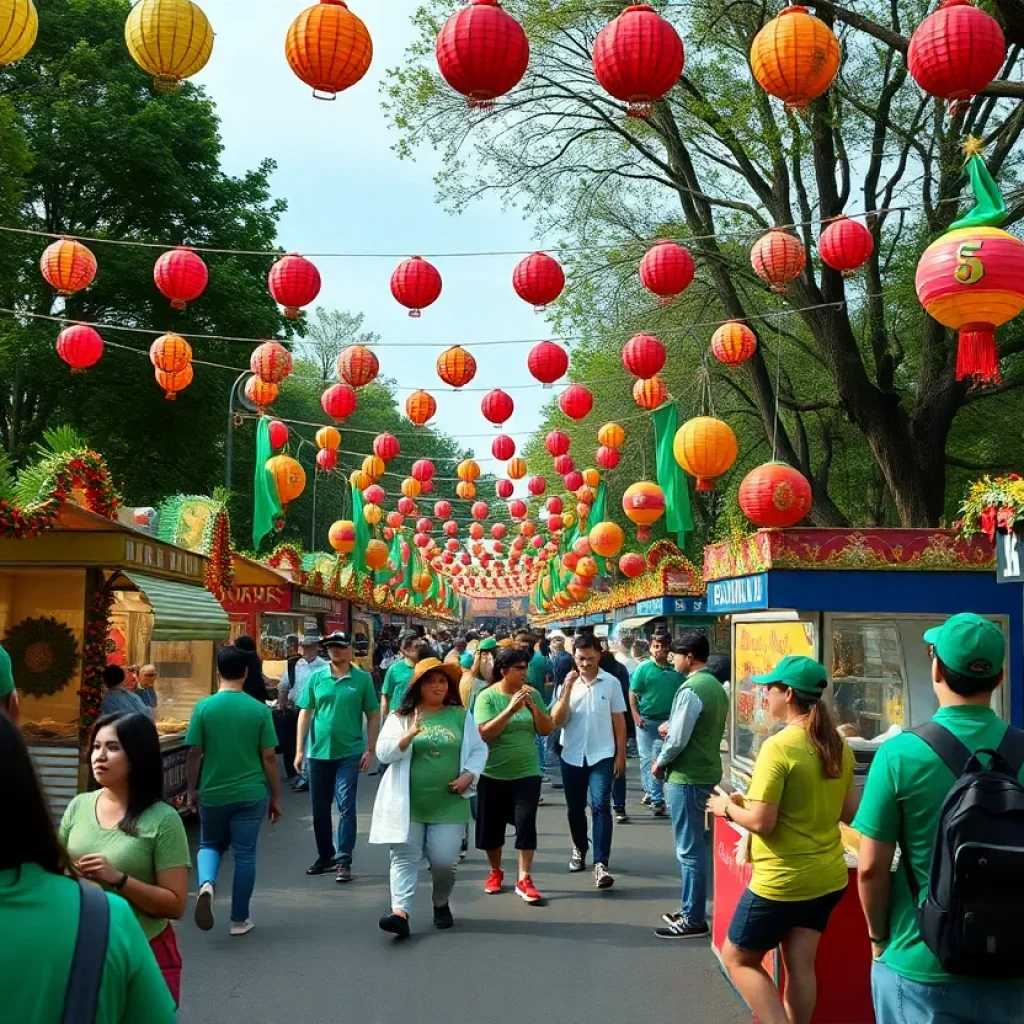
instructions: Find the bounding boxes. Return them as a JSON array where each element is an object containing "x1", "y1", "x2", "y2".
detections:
[{"x1": 220, "y1": 584, "x2": 293, "y2": 613}]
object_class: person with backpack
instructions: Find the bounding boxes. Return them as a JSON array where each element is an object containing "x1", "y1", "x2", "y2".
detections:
[{"x1": 854, "y1": 613, "x2": 1024, "y2": 1023}]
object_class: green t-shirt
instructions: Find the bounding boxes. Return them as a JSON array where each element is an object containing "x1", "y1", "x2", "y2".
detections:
[
  {"x1": 59, "y1": 791, "x2": 191, "y2": 941},
  {"x1": 0, "y1": 643, "x2": 13, "y2": 698},
  {"x1": 409, "y1": 705, "x2": 471, "y2": 824},
  {"x1": 184, "y1": 689, "x2": 277, "y2": 806},
  {"x1": 0, "y1": 864, "x2": 176, "y2": 1024},
  {"x1": 382, "y1": 660, "x2": 415, "y2": 711},
  {"x1": 474, "y1": 685, "x2": 549, "y2": 780},
  {"x1": 629, "y1": 659, "x2": 683, "y2": 720},
  {"x1": 746, "y1": 725, "x2": 854, "y2": 901},
  {"x1": 852, "y1": 704, "x2": 1024, "y2": 986},
  {"x1": 527, "y1": 652, "x2": 550, "y2": 693},
  {"x1": 298, "y1": 664, "x2": 378, "y2": 760}
]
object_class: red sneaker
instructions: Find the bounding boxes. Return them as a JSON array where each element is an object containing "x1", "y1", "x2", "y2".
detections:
[
  {"x1": 515, "y1": 876, "x2": 543, "y2": 904},
  {"x1": 484, "y1": 868, "x2": 504, "y2": 895}
]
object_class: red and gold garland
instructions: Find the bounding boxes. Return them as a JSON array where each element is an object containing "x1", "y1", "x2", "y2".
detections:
[{"x1": 204, "y1": 509, "x2": 234, "y2": 596}]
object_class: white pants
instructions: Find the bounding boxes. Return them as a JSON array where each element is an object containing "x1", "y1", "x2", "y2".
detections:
[{"x1": 389, "y1": 822, "x2": 464, "y2": 914}]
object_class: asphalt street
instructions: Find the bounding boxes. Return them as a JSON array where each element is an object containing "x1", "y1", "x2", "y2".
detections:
[{"x1": 176, "y1": 763, "x2": 748, "y2": 1024}]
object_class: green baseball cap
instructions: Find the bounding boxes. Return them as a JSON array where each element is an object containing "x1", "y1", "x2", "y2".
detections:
[
  {"x1": 478, "y1": 637, "x2": 497, "y2": 652},
  {"x1": 751, "y1": 655, "x2": 829, "y2": 696},
  {"x1": 924, "y1": 613, "x2": 1004, "y2": 678},
  {"x1": 0, "y1": 644, "x2": 13, "y2": 699}
]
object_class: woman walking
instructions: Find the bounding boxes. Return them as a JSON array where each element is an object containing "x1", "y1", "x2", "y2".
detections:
[
  {"x1": 458, "y1": 636, "x2": 495, "y2": 711},
  {"x1": 708, "y1": 656, "x2": 857, "y2": 1024},
  {"x1": 474, "y1": 646, "x2": 553, "y2": 903},
  {"x1": 371, "y1": 658, "x2": 487, "y2": 938},
  {"x1": 58, "y1": 712, "x2": 190, "y2": 1007}
]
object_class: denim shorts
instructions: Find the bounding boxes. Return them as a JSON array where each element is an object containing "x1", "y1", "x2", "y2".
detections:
[{"x1": 727, "y1": 886, "x2": 846, "y2": 952}]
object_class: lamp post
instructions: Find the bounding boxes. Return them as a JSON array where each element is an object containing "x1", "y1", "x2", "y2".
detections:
[{"x1": 224, "y1": 371, "x2": 249, "y2": 491}]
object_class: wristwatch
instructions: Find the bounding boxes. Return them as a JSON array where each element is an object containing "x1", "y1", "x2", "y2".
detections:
[{"x1": 112, "y1": 873, "x2": 129, "y2": 891}]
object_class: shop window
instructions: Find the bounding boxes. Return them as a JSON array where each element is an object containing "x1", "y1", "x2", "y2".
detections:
[{"x1": 149, "y1": 639, "x2": 214, "y2": 738}]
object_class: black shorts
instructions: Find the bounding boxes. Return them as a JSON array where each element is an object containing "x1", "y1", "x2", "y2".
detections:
[
  {"x1": 475, "y1": 774, "x2": 542, "y2": 851},
  {"x1": 727, "y1": 886, "x2": 846, "y2": 952}
]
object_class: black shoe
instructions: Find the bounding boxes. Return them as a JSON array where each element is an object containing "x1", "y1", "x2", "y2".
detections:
[
  {"x1": 661, "y1": 910, "x2": 684, "y2": 925},
  {"x1": 292, "y1": 781, "x2": 309, "y2": 793},
  {"x1": 306, "y1": 859, "x2": 333, "y2": 875},
  {"x1": 379, "y1": 913, "x2": 410, "y2": 939},
  {"x1": 433, "y1": 903, "x2": 454, "y2": 930},
  {"x1": 568, "y1": 847, "x2": 586, "y2": 872},
  {"x1": 655, "y1": 918, "x2": 710, "y2": 939},
  {"x1": 615, "y1": 811, "x2": 630, "y2": 824}
]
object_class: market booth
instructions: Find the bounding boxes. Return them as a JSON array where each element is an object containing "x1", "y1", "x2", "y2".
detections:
[
  {"x1": 0, "y1": 504, "x2": 230, "y2": 814},
  {"x1": 703, "y1": 527, "x2": 1018, "y2": 1024}
]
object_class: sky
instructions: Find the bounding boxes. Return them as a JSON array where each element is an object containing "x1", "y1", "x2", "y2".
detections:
[{"x1": 195, "y1": 0, "x2": 556, "y2": 482}]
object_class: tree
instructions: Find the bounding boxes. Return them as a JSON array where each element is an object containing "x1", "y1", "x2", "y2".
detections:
[{"x1": 386, "y1": 0, "x2": 1024, "y2": 528}]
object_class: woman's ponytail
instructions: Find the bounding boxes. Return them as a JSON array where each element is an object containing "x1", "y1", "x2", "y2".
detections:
[{"x1": 795, "y1": 691, "x2": 844, "y2": 779}]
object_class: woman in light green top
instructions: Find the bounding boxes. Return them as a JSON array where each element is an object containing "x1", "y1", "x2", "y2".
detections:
[{"x1": 60, "y1": 712, "x2": 190, "y2": 1006}]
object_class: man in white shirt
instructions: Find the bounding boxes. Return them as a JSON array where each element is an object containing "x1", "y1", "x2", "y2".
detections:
[
  {"x1": 281, "y1": 634, "x2": 327, "y2": 792},
  {"x1": 550, "y1": 632, "x2": 627, "y2": 889}
]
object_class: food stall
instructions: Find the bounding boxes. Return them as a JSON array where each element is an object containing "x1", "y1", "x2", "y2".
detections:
[
  {"x1": 0, "y1": 503, "x2": 230, "y2": 814},
  {"x1": 702, "y1": 527, "x2": 1019, "y2": 1024}
]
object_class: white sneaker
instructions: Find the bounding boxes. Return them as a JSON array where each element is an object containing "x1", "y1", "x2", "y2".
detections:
[
  {"x1": 194, "y1": 882, "x2": 214, "y2": 931},
  {"x1": 230, "y1": 920, "x2": 255, "y2": 937}
]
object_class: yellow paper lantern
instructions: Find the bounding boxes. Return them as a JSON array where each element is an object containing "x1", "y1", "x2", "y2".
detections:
[
  {"x1": 125, "y1": 0, "x2": 214, "y2": 93},
  {"x1": 673, "y1": 416, "x2": 738, "y2": 492},
  {"x1": 316, "y1": 426, "x2": 341, "y2": 451},
  {"x1": 267, "y1": 455, "x2": 306, "y2": 507},
  {"x1": 413, "y1": 572, "x2": 432, "y2": 594},
  {"x1": 0, "y1": 0, "x2": 37, "y2": 65},
  {"x1": 597, "y1": 422, "x2": 625, "y2": 449},
  {"x1": 582, "y1": 468, "x2": 600, "y2": 488},
  {"x1": 363, "y1": 502, "x2": 383, "y2": 526},
  {"x1": 588, "y1": 521, "x2": 624, "y2": 559},
  {"x1": 456, "y1": 481, "x2": 476, "y2": 500},
  {"x1": 362, "y1": 454, "x2": 385, "y2": 481},
  {"x1": 457, "y1": 459, "x2": 481, "y2": 482},
  {"x1": 328, "y1": 520, "x2": 355, "y2": 554},
  {"x1": 561, "y1": 511, "x2": 575, "y2": 529},
  {"x1": 401, "y1": 477, "x2": 422, "y2": 499}
]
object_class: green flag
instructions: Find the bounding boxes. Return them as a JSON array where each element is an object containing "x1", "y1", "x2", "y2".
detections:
[
  {"x1": 351, "y1": 481, "x2": 369, "y2": 575},
  {"x1": 252, "y1": 417, "x2": 283, "y2": 550},
  {"x1": 590, "y1": 481, "x2": 608, "y2": 574},
  {"x1": 378, "y1": 529, "x2": 403, "y2": 585},
  {"x1": 653, "y1": 402, "x2": 693, "y2": 543},
  {"x1": 951, "y1": 153, "x2": 1007, "y2": 230}
]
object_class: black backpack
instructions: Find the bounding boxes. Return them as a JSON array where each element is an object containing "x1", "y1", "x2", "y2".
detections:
[{"x1": 903, "y1": 721, "x2": 1024, "y2": 979}]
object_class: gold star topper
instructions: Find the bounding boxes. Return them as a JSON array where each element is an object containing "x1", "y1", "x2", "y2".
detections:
[{"x1": 962, "y1": 135, "x2": 985, "y2": 160}]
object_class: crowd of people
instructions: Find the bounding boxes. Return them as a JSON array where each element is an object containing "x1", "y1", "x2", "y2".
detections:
[{"x1": 1, "y1": 610, "x2": 1022, "y2": 1023}]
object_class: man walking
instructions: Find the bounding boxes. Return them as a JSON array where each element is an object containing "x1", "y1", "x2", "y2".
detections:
[
  {"x1": 652, "y1": 631, "x2": 728, "y2": 938},
  {"x1": 630, "y1": 633, "x2": 682, "y2": 817},
  {"x1": 282, "y1": 634, "x2": 326, "y2": 792},
  {"x1": 854, "y1": 613, "x2": 1024, "y2": 1022},
  {"x1": 551, "y1": 633, "x2": 627, "y2": 889},
  {"x1": 186, "y1": 645, "x2": 281, "y2": 937},
  {"x1": 296, "y1": 632, "x2": 379, "y2": 883},
  {"x1": 380, "y1": 630, "x2": 421, "y2": 719}
]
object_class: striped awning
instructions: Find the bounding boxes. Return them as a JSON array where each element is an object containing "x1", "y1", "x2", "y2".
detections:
[{"x1": 124, "y1": 571, "x2": 231, "y2": 642}]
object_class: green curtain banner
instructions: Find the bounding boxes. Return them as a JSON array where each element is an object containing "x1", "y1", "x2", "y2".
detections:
[
  {"x1": 653, "y1": 402, "x2": 693, "y2": 543},
  {"x1": 252, "y1": 417, "x2": 283, "y2": 550},
  {"x1": 350, "y1": 480, "x2": 369, "y2": 576}
]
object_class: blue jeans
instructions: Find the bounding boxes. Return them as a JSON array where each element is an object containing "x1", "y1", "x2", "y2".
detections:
[
  {"x1": 613, "y1": 772, "x2": 626, "y2": 812},
  {"x1": 198, "y1": 798, "x2": 267, "y2": 922},
  {"x1": 309, "y1": 754, "x2": 361, "y2": 864},
  {"x1": 535, "y1": 734, "x2": 548, "y2": 774},
  {"x1": 561, "y1": 756, "x2": 614, "y2": 866},
  {"x1": 665, "y1": 781, "x2": 713, "y2": 927},
  {"x1": 871, "y1": 960, "x2": 1024, "y2": 1024},
  {"x1": 636, "y1": 719, "x2": 666, "y2": 805}
]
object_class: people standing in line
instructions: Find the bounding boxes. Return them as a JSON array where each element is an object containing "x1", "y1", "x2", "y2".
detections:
[
  {"x1": 185, "y1": 645, "x2": 281, "y2": 937},
  {"x1": 101, "y1": 665, "x2": 150, "y2": 718},
  {"x1": 136, "y1": 664, "x2": 160, "y2": 716},
  {"x1": 474, "y1": 647, "x2": 554, "y2": 904},
  {"x1": 708, "y1": 657, "x2": 856, "y2": 1022},
  {"x1": 599, "y1": 645, "x2": 633, "y2": 824},
  {"x1": 0, "y1": 713, "x2": 177, "y2": 1023},
  {"x1": 296, "y1": 631, "x2": 379, "y2": 883},
  {"x1": 280, "y1": 634, "x2": 326, "y2": 793},
  {"x1": 630, "y1": 633, "x2": 683, "y2": 817},
  {"x1": 233, "y1": 635, "x2": 271, "y2": 704},
  {"x1": 0, "y1": 641, "x2": 19, "y2": 722},
  {"x1": 854, "y1": 614, "x2": 1024, "y2": 1023},
  {"x1": 60, "y1": 712, "x2": 190, "y2": 1006},
  {"x1": 371, "y1": 658, "x2": 487, "y2": 939},
  {"x1": 550, "y1": 633, "x2": 627, "y2": 890},
  {"x1": 652, "y1": 631, "x2": 729, "y2": 938},
  {"x1": 380, "y1": 630, "x2": 422, "y2": 719}
]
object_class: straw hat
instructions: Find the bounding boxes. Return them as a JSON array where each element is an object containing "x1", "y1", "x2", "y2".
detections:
[{"x1": 409, "y1": 657, "x2": 462, "y2": 687}]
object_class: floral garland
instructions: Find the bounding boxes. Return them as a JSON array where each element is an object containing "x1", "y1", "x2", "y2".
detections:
[
  {"x1": 204, "y1": 510, "x2": 234, "y2": 596},
  {"x1": 79, "y1": 584, "x2": 113, "y2": 743},
  {"x1": 958, "y1": 474, "x2": 1024, "y2": 540}
]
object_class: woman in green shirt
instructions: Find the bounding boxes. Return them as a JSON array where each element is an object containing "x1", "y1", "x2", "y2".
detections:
[
  {"x1": 370, "y1": 658, "x2": 488, "y2": 939},
  {"x1": 61, "y1": 712, "x2": 191, "y2": 1006},
  {"x1": 2, "y1": 713, "x2": 176, "y2": 1024}
]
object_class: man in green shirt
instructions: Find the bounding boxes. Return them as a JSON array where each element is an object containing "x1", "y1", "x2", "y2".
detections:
[
  {"x1": 297, "y1": 631, "x2": 380, "y2": 883},
  {"x1": 854, "y1": 613, "x2": 1024, "y2": 1022},
  {"x1": 629, "y1": 632, "x2": 681, "y2": 815},
  {"x1": 185, "y1": 644, "x2": 281, "y2": 936},
  {"x1": 380, "y1": 630, "x2": 421, "y2": 718},
  {"x1": 0, "y1": 642, "x2": 17, "y2": 722}
]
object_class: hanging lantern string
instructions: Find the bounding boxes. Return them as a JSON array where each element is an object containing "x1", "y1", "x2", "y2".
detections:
[{"x1": 771, "y1": 309, "x2": 784, "y2": 462}]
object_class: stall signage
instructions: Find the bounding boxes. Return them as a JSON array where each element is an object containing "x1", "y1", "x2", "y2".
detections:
[
  {"x1": 707, "y1": 573, "x2": 768, "y2": 612},
  {"x1": 635, "y1": 596, "x2": 710, "y2": 616},
  {"x1": 162, "y1": 747, "x2": 190, "y2": 800},
  {"x1": 996, "y1": 528, "x2": 1023, "y2": 584},
  {"x1": 123, "y1": 538, "x2": 203, "y2": 582},
  {"x1": 295, "y1": 591, "x2": 348, "y2": 616},
  {"x1": 221, "y1": 584, "x2": 292, "y2": 612}
]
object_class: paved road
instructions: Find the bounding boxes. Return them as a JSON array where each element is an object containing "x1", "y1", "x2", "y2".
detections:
[{"x1": 176, "y1": 765, "x2": 747, "y2": 1024}]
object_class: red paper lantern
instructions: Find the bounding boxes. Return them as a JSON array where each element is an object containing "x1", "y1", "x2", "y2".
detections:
[
  {"x1": 528, "y1": 476, "x2": 546, "y2": 496},
  {"x1": 391, "y1": 256, "x2": 442, "y2": 317},
  {"x1": 250, "y1": 341, "x2": 293, "y2": 384},
  {"x1": 416, "y1": 517, "x2": 434, "y2": 534},
  {"x1": 553, "y1": 454, "x2": 574, "y2": 475},
  {"x1": 751, "y1": 231, "x2": 806, "y2": 294},
  {"x1": 509, "y1": 499, "x2": 527, "y2": 520},
  {"x1": 738, "y1": 461, "x2": 813, "y2": 528},
  {"x1": 492, "y1": 434, "x2": 516, "y2": 461},
  {"x1": 338, "y1": 344, "x2": 379, "y2": 388},
  {"x1": 40, "y1": 238, "x2": 96, "y2": 296},
  {"x1": 437, "y1": 345, "x2": 476, "y2": 388},
  {"x1": 564, "y1": 470, "x2": 584, "y2": 491},
  {"x1": 513, "y1": 252, "x2": 565, "y2": 310},
  {"x1": 818, "y1": 216, "x2": 874, "y2": 276},
  {"x1": 546, "y1": 515, "x2": 562, "y2": 533},
  {"x1": 527, "y1": 341, "x2": 569, "y2": 387},
  {"x1": 435, "y1": 0, "x2": 530, "y2": 109},
  {"x1": 373, "y1": 432, "x2": 400, "y2": 461},
  {"x1": 633, "y1": 375, "x2": 668, "y2": 410},
  {"x1": 387, "y1": 511, "x2": 405, "y2": 529},
  {"x1": 495, "y1": 479, "x2": 514, "y2": 499},
  {"x1": 459, "y1": 552, "x2": 472, "y2": 565},
  {"x1": 364, "y1": 484, "x2": 386, "y2": 505},
  {"x1": 316, "y1": 448, "x2": 338, "y2": 473},
  {"x1": 545, "y1": 430, "x2": 570, "y2": 457},
  {"x1": 491, "y1": 523, "x2": 507, "y2": 540},
  {"x1": 472, "y1": 501, "x2": 489, "y2": 520},
  {"x1": 406, "y1": 389, "x2": 437, "y2": 426},
  {"x1": 413, "y1": 532, "x2": 431, "y2": 549},
  {"x1": 56, "y1": 325, "x2": 103, "y2": 372},
  {"x1": 622, "y1": 333, "x2": 666, "y2": 378},
  {"x1": 558, "y1": 383, "x2": 593, "y2": 421},
  {"x1": 546, "y1": 496, "x2": 563, "y2": 515},
  {"x1": 619, "y1": 552, "x2": 646, "y2": 578},
  {"x1": 398, "y1": 496, "x2": 417, "y2": 516},
  {"x1": 434, "y1": 500, "x2": 452, "y2": 518},
  {"x1": 908, "y1": 0, "x2": 1005, "y2": 114},
  {"x1": 153, "y1": 247, "x2": 208, "y2": 310},
  {"x1": 444, "y1": 520, "x2": 459, "y2": 537},
  {"x1": 321, "y1": 382, "x2": 357, "y2": 422},
  {"x1": 639, "y1": 241, "x2": 694, "y2": 304},
  {"x1": 481, "y1": 388, "x2": 514, "y2": 426},
  {"x1": 519, "y1": 519, "x2": 536, "y2": 536},
  {"x1": 596, "y1": 446, "x2": 620, "y2": 470},
  {"x1": 266, "y1": 422, "x2": 291, "y2": 453},
  {"x1": 592, "y1": 4, "x2": 684, "y2": 117},
  {"x1": 711, "y1": 322, "x2": 757, "y2": 369},
  {"x1": 412, "y1": 459, "x2": 435, "y2": 482},
  {"x1": 268, "y1": 254, "x2": 321, "y2": 318}
]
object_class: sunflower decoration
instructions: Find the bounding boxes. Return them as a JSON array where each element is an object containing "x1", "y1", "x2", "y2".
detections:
[{"x1": 3, "y1": 616, "x2": 79, "y2": 698}]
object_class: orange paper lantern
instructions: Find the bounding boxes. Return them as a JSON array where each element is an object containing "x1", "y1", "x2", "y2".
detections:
[
  {"x1": 316, "y1": 426, "x2": 341, "y2": 451},
  {"x1": 597, "y1": 422, "x2": 625, "y2": 449},
  {"x1": 361, "y1": 454, "x2": 385, "y2": 480},
  {"x1": 750, "y1": 6, "x2": 840, "y2": 111},
  {"x1": 328, "y1": 519, "x2": 356, "y2": 554},
  {"x1": 507, "y1": 458, "x2": 528, "y2": 481},
  {"x1": 286, "y1": 0, "x2": 373, "y2": 100},
  {"x1": 711, "y1": 321, "x2": 757, "y2": 369},
  {"x1": 267, "y1": 454, "x2": 306, "y2": 506},
  {"x1": 149, "y1": 333, "x2": 192, "y2": 373},
  {"x1": 40, "y1": 238, "x2": 96, "y2": 296},
  {"x1": 633, "y1": 375, "x2": 668, "y2": 410},
  {"x1": 457, "y1": 459, "x2": 481, "y2": 482},
  {"x1": 673, "y1": 416, "x2": 738, "y2": 491},
  {"x1": 437, "y1": 345, "x2": 476, "y2": 388},
  {"x1": 365, "y1": 538, "x2": 389, "y2": 570},
  {"x1": 621, "y1": 480, "x2": 664, "y2": 540},
  {"x1": 588, "y1": 521, "x2": 624, "y2": 558},
  {"x1": 456, "y1": 480, "x2": 476, "y2": 500},
  {"x1": 406, "y1": 389, "x2": 437, "y2": 426},
  {"x1": 155, "y1": 364, "x2": 194, "y2": 401},
  {"x1": 337, "y1": 344, "x2": 379, "y2": 388},
  {"x1": 751, "y1": 231, "x2": 806, "y2": 293}
]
